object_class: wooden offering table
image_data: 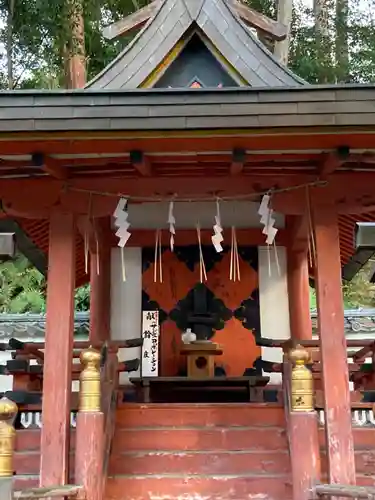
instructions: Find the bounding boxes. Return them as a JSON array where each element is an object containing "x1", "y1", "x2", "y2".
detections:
[
  {"x1": 130, "y1": 376, "x2": 270, "y2": 403},
  {"x1": 180, "y1": 341, "x2": 223, "y2": 378}
]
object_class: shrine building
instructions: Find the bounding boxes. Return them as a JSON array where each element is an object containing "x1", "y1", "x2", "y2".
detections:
[{"x1": 1, "y1": 0, "x2": 375, "y2": 499}]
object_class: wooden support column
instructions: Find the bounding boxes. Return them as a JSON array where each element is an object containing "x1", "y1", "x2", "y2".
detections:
[
  {"x1": 89, "y1": 218, "x2": 111, "y2": 344},
  {"x1": 289, "y1": 412, "x2": 321, "y2": 500},
  {"x1": 40, "y1": 211, "x2": 76, "y2": 487},
  {"x1": 75, "y1": 413, "x2": 104, "y2": 500},
  {"x1": 287, "y1": 249, "x2": 312, "y2": 340},
  {"x1": 287, "y1": 346, "x2": 320, "y2": 500},
  {"x1": 287, "y1": 215, "x2": 312, "y2": 340},
  {"x1": 311, "y1": 197, "x2": 356, "y2": 484},
  {"x1": 75, "y1": 348, "x2": 104, "y2": 500}
]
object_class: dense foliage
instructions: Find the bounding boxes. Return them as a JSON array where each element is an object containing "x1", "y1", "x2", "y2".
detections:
[
  {"x1": 311, "y1": 260, "x2": 375, "y2": 309},
  {"x1": 0, "y1": 253, "x2": 90, "y2": 313},
  {"x1": 0, "y1": 0, "x2": 375, "y2": 88}
]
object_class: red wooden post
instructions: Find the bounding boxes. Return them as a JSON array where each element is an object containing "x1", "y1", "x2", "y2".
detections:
[
  {"x1": 289, "y1": 412, "x2": 321, "y2": 500},
  {"x1": 75, "y1": 348, "x2": 104, "y2": 500},
  {"x1": 286, "y1": 215, "x2": 312, "y2": 340},
  {"x1": 75, "y1": 412, "x2": 104, "y2": 500},
  {"x1": 287, "y1": 346, "x2": 320, "y2": 500},
  {"x1": 311, "y1": 196, "x2": 356, "y2": 484},
  {"x1": 40, "y1": 211, "x2": 76, "y2": 487},
  {"x1": 89, "y1": 218, "x2": 111, "y2": 344},
  {"x1": 287, "y1": 248, "x2": 312, "y2": 340}
]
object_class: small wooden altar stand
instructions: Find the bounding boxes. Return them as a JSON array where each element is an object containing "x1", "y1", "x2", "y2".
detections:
[
  {"x1": 131, "y1": 342, "x2": 269, "y2": 403},
  {"x1": 180, "y1": 341, "x2": 223, "y2": 378}
]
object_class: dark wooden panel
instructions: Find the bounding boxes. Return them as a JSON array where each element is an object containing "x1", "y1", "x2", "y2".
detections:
[{"x1": 142, "y1": 245, "x2": 260, "y2": 377}]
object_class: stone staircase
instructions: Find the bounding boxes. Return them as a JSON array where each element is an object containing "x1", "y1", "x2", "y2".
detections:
[
  {"x1": 13, "y1": 403, "x2": 375, "y2": 499},
  {"x1": 106, "y1": 404, "x2": 291, "y2": 500}
]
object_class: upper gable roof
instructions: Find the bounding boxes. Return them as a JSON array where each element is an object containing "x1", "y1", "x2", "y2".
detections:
[{"x1": 87, "y1": 0, "x2": 306, "y2": 90}]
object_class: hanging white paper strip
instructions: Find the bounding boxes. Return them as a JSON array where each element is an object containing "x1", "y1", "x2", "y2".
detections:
[
  {"x1": 211, "y1": 199, "x2": 224, "y2": 252},
  {"x1": 167, "y1": 201, "x2": 176, "y2": 252},
  {"x1": 141, "y1": 310, "x2": 160, "y2": 377},
  {"x1": 229, "y1": 226, "x2": 240, "y2": 281},
  {"x1": 258, "y1": 194, "x2": 278, "y2": 245},
  {"x1": 197, "y1": 223, "x2": 207, "y2": 283},
  {"x1": 154, "y1": 230, "x2": 163, "y2": 283},
  {"x1": 113, "y1": 198, "x2": 131, "y2": 248},
  {"x1": 258, "y1": 194, "x2": 270, "y2": 217}
]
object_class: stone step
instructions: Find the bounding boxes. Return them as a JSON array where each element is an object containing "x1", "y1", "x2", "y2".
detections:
[
  {"x1": 105, "y1": 475, "x2": 293, "y2": 500},
  {"x1": 115, "y1": 403, "x2": 285, "y2": 428},
  {"x1": 14, "y1": 448, "x2": 375, "y2": 476},
  {"x1": 14, "y1": 450, "x2": 291, "y2": 476},
  {"x1": 112, "y1": 426, "x2": 287, "y2": 452},
  {"x1": 13, "y1": 475, "x2": 375, "y2": 498}
]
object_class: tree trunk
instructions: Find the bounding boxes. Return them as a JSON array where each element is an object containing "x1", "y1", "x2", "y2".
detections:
[
  {"x1": 314, "y1": 0, "x2": 332, "y2": 83},
  {"x1": 274, "y1": 0, "x2": 293, "y2": 66},
  {"x1": 64, "y1": 0, "x2": 86, "y2": 89},
  {"x1": 6, "y1": 0, "x2": 15, "y2": 89},
  {"x1": 335, "y1": 0, "x2": 349, "y2": 82}
]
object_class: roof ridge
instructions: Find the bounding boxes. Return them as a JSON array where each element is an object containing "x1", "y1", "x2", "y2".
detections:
[
  {"x1": 218, "y1": 0, "x2": 306, "y2": 85},
  {"x1": 87, "y1": 0, "x2": 305, "y2": 90},
  {"x1": 86, "y1": 0, "x2": 168, "y2": 89}
]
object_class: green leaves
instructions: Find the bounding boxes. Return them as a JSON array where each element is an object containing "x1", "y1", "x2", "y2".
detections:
[
  {"x1": 0, "y1": 253, "x2": 45, "y2": 313},
  {"x1": 0, "y1": 0, "x2": 142, "y2": 88},
  {"x1": 2, "y1": 0, "x2": 375, "y2": 88},
  {"x1": 0, "y1": 253, "x2": 89, "y2": 313}
]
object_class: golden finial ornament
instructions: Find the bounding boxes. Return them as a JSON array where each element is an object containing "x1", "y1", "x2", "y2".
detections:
[
  {"x1": 0, "y1": 397, "x2": 18, "y2": 477},
  {"x1": 79, "y1": 347, "x2": 101, "y2": 412},
  {"x1": 289, "y1": 344, "x2": 314, "y2": 412}
]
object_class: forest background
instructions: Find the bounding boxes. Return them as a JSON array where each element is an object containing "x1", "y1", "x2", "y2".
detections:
[{"x1": 0, "y1": 0, "x2": 374, "y2": 313}]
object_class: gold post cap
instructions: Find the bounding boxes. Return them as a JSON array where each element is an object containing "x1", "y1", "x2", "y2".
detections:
[
  {"x1": 0, "y1": 397, "x2": 18, "y2": 422},
  {"x1": 289, "y1": 344, "x2": 310, "y2": 365},
  {"x1": 80, "y1": 346, "x2": 101, "y2": 367}
]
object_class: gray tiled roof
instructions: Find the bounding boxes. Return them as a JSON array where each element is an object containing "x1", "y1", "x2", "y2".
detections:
[
  {"x1": 311, "y1": 309, "x2": 375, "y2": 335},
  {"x1": 0, "y1": 309, "x2": 374, "y2": 340},
  {"x1": 87, "y1": 0, "x2": 305, "y2": 89},
  {"x1": 0, "y1": 312, "x2": 89, "y2": 339},
  {"x1": 1, "y1": 86, "x2": 375, "y2": 132}
]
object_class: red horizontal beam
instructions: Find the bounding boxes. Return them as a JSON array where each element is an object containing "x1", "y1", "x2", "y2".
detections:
[{"x1": 0, "y1": 131, "x2": 374, "y2": 156}]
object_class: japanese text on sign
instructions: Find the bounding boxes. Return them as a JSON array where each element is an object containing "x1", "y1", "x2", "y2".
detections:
[{"x1": 141, "y1": 310, "x2": 159, "y2": 377}]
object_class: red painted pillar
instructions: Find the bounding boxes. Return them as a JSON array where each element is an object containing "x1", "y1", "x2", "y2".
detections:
[
  {"x1": 75, "y1": 412, "x2": 104, "y2": 500},
  {"x1": 289, "y1": 412, "x2": 321, "y2": 500},
  {"x1": 40, "y1": 210, "x2": 76, "y2": 486},
  {"x1": 287, "y1": 248, "x2": 312, "y2": 340},
  {"x1": 75, "y1": 347, "x2": 105, "y2": 500},
  {"x1": 286, "y1": 215, "x2": 312, "y2": 340},
  {"x1": 89, "y1": 218, "x2": 111, "y2": 344},
  {"x1": 312, "y1": 196, "x2": 356, "y2": 485}
]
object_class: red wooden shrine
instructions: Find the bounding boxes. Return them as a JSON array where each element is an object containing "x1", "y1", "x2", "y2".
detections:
[{"x1": 1, "y1": 0, "x2": 375, "y2": 499}]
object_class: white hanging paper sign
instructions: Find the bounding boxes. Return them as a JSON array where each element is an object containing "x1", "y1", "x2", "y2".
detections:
[
  {"x1": 266, "y1": 226, "x2": 278, "y2": 245},
  {"x1": 258, "y1": 194, "x2": 278, "y2": 246},
  {"x1": 117, "y1": 232, "x2": 131, "y2": 248},
  {"x1": 258, "y1": 194, "x2": 270, "y2": 216},
  {"x1": 141, "y1": 311, "x2": 160, "y2": 377},
  {"x1": 168, "y1": 201, "x2": 176, "y2": 252},
  {"x1": 260, "y1": 212, "x2": 275, "y2": 227},
  {"x1": 211, "y1": 200, "x2": 224, "y2": 252},
  {"x1": 113, "y1": 198, "x2": 127, "y2": 218},
  {"x1": 113, "y1": 198, "x2": 131, "y2": 248},
  {"x1": 114, "y1": 211, "x2": 129, "y2": 228}
]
